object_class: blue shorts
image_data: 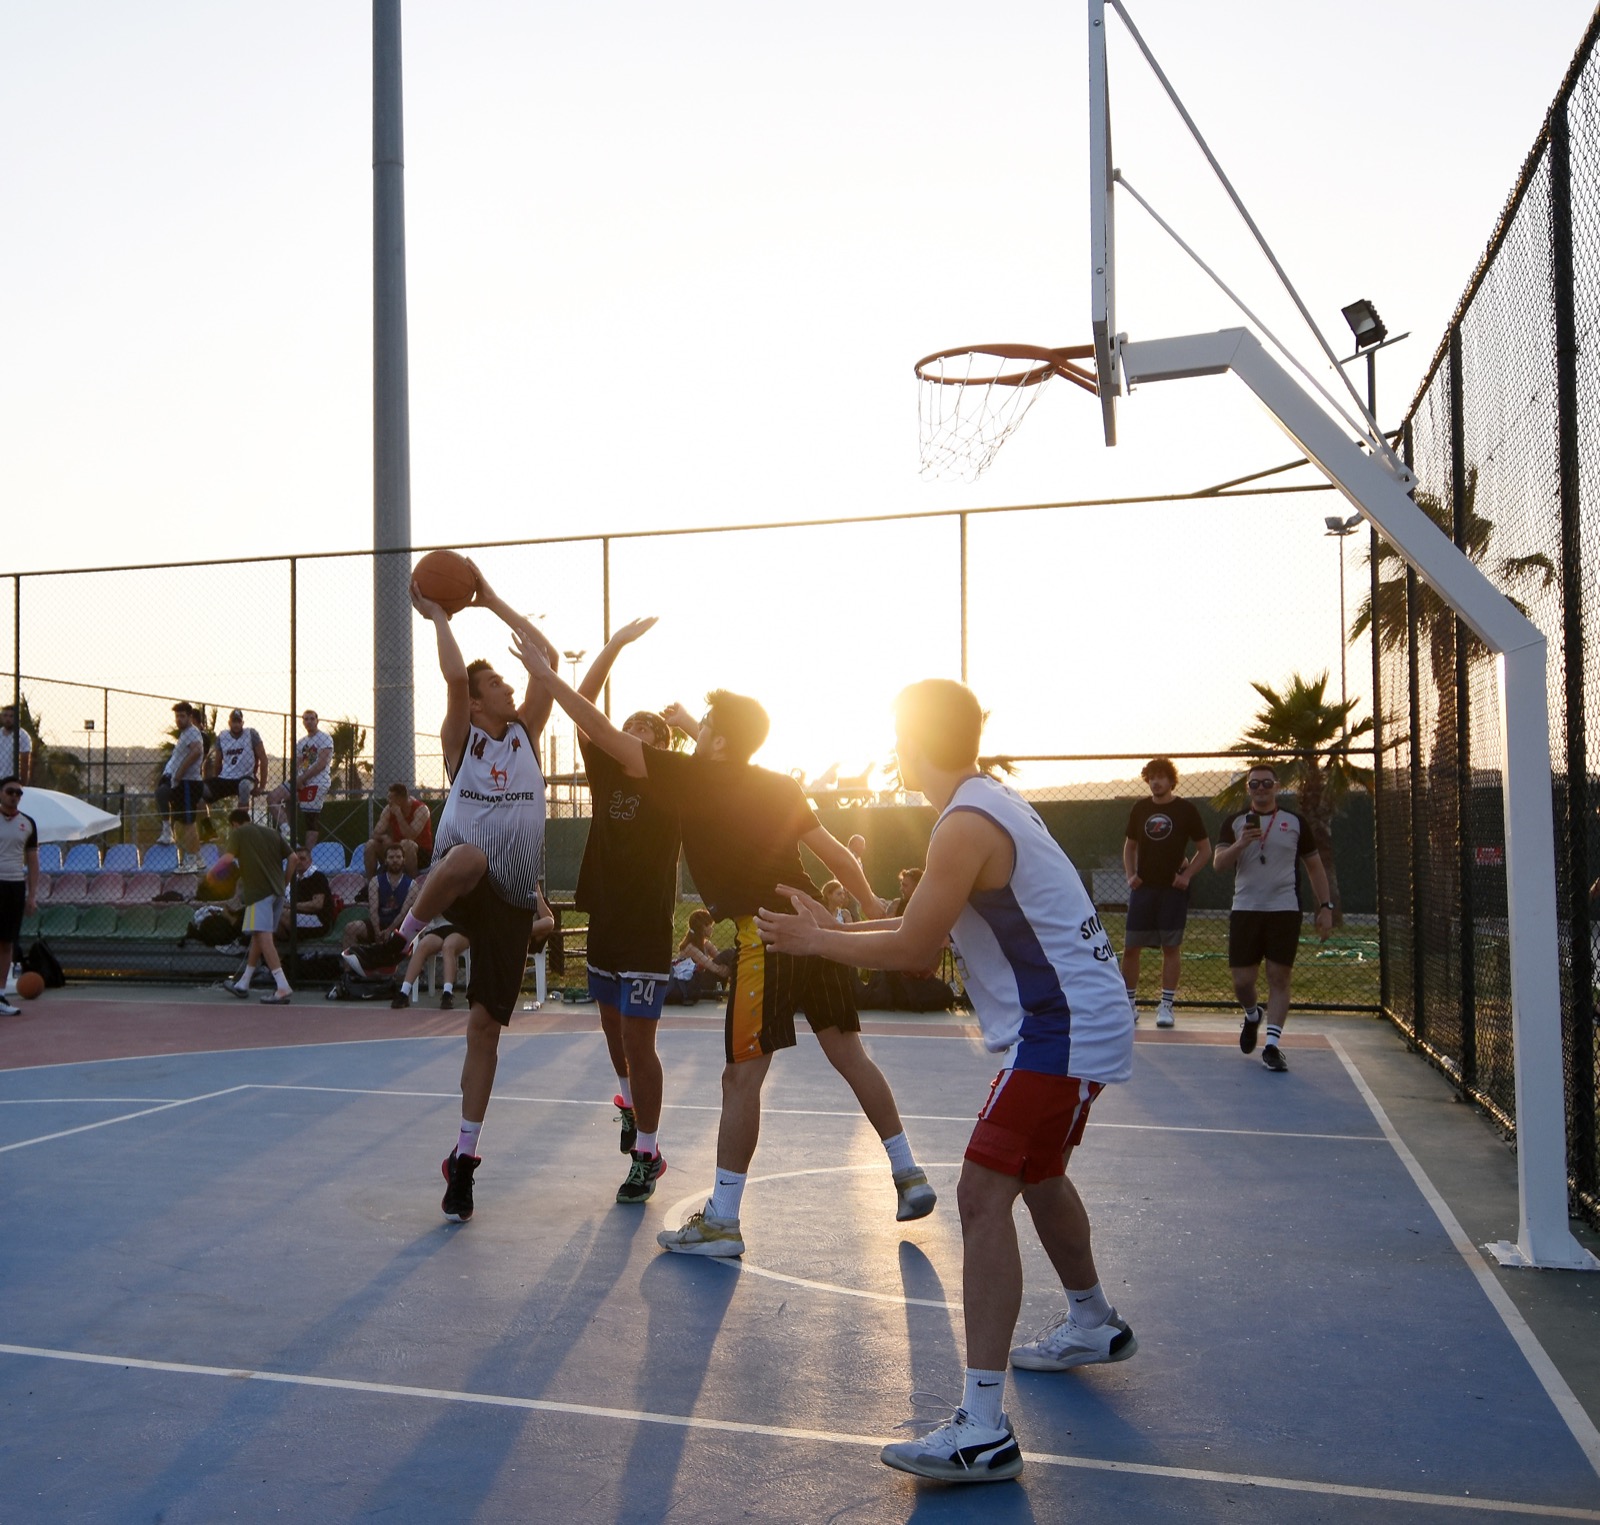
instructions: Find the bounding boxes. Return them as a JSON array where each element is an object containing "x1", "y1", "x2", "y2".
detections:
[
  {"x1": 588, "y1": 964, "x2": 669, "y2": 1019},
  {"x1": 1125, "y1": 884, "x2": 1190, "y2": 948}
]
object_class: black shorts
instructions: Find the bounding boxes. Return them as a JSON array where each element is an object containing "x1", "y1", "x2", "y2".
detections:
[
  {"x1": 0, "y1": 880, "x2": 25, "y2": 944},
  {"x1": 1228, "y1": 909, "x2": 1303, "y2": 969},
  {"x1": 586, "y1": 918, "x2": 673, "y2": 985},
  {"x1": 444, "y1": 874, "x2": 535, "y2": 1026},
  {"x1": 158, "y1": 778, "x2": 205, "y2": 823},
  {"x1": 724, "y1": 915, "x2": 860, "y2": 1064},
  {"x1": 203, "y1": 777, "x2": 250, "y2": 803}
]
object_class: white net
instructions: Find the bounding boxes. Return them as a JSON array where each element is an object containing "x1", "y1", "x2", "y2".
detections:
[{"x1": 917, "y1": 353, "x2": 1055, "y2": 481}]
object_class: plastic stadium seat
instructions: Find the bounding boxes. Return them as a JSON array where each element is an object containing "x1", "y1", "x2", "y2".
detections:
[
  {"x1": 76, "y1": 905, "x2": 118, "y2": 937},
  {"x1": 64, "y1": 843, "x2": 102, "y2": 873},
  {"x1": 102, "y1": 843, "x2": 140, "y2": 873},
  {"x1": 81, "y1": 873, "x2": 125, "y2": 906},
  {"x1": 196, "y1": 842, "x2": 221, "y2": 870},
  {"x1": 330, "y1": 871, "x2": 366, "y2": 903},
  {"x1": 48, "y1": 873, "x2": 87, "y2": 903},
  {"x1": 36, "y1": 844, "x2": 63, "y2": 873},
  {"x1": 39, "y1": 906, "x2": 79, "y2": 938},
  {"x1": 34, "y1": 876, "x2": 53, "y2": 906},
  {"x1": 118, "y1": 872, "x2": 161, "y2": 906},
  {"x1": 142, "y1": 843, "x2": 179, "y2": 874},
  {"x1": 155, "y1": 904, "x2": 195, "y2": 939},
  {"x1": 18, "y1": 911, "x2": 39, "y2": 940},
  {"x1": 311, "y1": 842, "x2": 348, "y2": 874},
  {"x1": 162, "y1": 873, "x2": 200, "y2": 901},
  {"x1": 113, "y1": 905, "x2": 159, "y2": 939}
]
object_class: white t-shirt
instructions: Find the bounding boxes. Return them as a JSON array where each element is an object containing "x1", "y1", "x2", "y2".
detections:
[
  {"x1": 1220, "y1": 808, "x2": 1318, "y2": 913},
  {"x1": 0, "y1": 808, "x2": 37, "y2": 882},
  {"x1": 296, "y1": 729, "x2": 333, "y2": 790},
  {"x1": 169, "y1": 724, "x2": 205, "y2": 783},
  {"x1": 0, "y1": 729, "x2": 32, "y2": 778}
]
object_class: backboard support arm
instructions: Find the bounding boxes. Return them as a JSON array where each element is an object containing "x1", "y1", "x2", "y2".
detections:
[{"x1": 1123, "y1": 326, "x2": 1597, "y2": 1272}]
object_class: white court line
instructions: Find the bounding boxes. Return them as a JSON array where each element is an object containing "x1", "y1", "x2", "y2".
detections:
[
  {"x1": 1328, "y1": 1036, "x2": 1600, "y2": 1483},
  {"x1": 0, "y1": 1087, "x2": 252, "y2": 1153},
  {"x1": 0, "y1": 1340, "x2": 1594, "y2": 1520},
  {"x1": 0, "y1": 1096, "x2": 184, "y2": 1105}
]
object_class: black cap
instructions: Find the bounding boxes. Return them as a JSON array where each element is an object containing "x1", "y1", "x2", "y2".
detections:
[{"x1": 230, "y1": 709, "x2": 244, "y2": 721}]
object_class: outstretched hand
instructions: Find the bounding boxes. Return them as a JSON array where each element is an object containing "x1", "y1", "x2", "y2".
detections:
[
  {"x1": 463, "y1": 557, "x2": 493, "y2": 608},
  {"x1": 613, "y1": 615, "x2": 659, "y2": 646},
  {"x1": 410, "y1": 580, "x2": 447, "y2": 621},
  {"x1": 662, "y1": 700, "x2": 698, "y2": 736},
  {"x1": 510, "y1": 627, "x2": 554, "y2": 677}
]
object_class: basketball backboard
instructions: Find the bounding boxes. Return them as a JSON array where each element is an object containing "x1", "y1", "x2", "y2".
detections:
[{"x1": 1088, "y1": 0, "x2": 1118, "y2": 445}]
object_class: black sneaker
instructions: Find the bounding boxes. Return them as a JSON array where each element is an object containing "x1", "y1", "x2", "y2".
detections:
[
  {"x1": 614, "y1": 1095, "x2": 637, "y2": 1154},
  {"x1": 1262, "y1": 1044, "x2": 1289, "y2": 1072},
  {"x1": 390, "y1": 991, "x2": 410, "y2": 1010},
  {"x1": 616, "y1": 1149, "x2": 667, "y2": 1204},
  {"x1": 1239, "y1": 1009, "x2": 1262, "y2": 1054},
  {"x1": 439, "y1": 991, "x2": 454, "y2": 1011},
  {"x1": 440, "y1": 1151, "x2": 480, "y2": 1221}
]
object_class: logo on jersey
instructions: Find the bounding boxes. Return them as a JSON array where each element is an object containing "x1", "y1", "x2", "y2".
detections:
[
  {"x1": 488, "y1": 763, "x2": 508, "y2": 793},
  {"x1": 1144, "y1": 813, "x2": 1174, "y2": 841}
]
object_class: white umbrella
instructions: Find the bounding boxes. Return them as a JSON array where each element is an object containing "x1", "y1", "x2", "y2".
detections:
[{"x1": 11, "y1": 786, "x2": 121, "y2": 844}]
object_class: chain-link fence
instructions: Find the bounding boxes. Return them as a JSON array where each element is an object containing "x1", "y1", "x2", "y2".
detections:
[{"x1": 1376, "y1": 7, "x2": 1600, "y2": 1224}]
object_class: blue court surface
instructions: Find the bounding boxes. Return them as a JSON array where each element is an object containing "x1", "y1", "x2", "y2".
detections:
[{"x1": 2, "y1": 1008, "x2": 1598, "y2": 1523}]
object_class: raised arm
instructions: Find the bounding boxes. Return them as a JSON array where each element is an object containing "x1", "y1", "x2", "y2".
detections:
[
  {"x1": 514, "y1": 631, "x2": 648, "y2": 776},
  {"x1": 577, "y1": 616, "x2": 659, "y2": 703},
  {"x1": 802, "y1": 826, "x2": 888, "y2": 921},
  {"x1": 413, "y1": 582, "x2": 473, "y2": 771}
]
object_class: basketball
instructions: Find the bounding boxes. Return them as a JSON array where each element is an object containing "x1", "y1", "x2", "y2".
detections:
[
  {"x1": 412, "y1": 549, "x2": 478, "y2": 615},
  {"x1": 15, "y1": 971, "x2": 44, "y2": 1000},
  {"x1": 201, "y1": 853, "x2": 240, "y2": 901}
]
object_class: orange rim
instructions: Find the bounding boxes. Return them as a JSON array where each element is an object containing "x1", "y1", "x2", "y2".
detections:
[{"x1": 913, "y1": 342, "x2": 1099, "y2": 396}]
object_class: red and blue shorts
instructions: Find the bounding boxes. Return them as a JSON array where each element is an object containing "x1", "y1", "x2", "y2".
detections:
[{"x1": 965, "y1": 1068, "x2": 1105, "y2": 1184}]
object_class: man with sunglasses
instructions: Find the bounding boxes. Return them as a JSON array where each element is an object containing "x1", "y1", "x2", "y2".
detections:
[
  {"x1": 1213, "y1": 762, "x2": 1333, "y2": 1071},
  {"x1": 0, "y1": 777, "x2": 40, "y2": 1016}
]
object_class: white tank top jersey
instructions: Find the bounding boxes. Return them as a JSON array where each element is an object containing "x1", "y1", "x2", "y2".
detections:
[
  {"x1": 434, "y1": 719, "x2": 546, "y2": 909},
  {"x1": 217, "y1": 727, "x2": 262, "y2": 780},
  {"x1": 937, "y1": 774, "x2": 1133, "y2": 1082}
]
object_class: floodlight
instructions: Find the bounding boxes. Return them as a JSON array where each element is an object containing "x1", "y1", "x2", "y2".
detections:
[{"x1": 1340, "y1": 299, "x2": 1388, "y2": 351}]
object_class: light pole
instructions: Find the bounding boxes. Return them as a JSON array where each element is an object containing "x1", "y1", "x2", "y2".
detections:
[
  {"x1": 561, "y1": 650, "x2": 586, "y2": 805},
  {"x1": 1324, "y1": 513, "x2": 1362, "y2": 721},
  {"x1": 83, "y1": 719, "x2": 95, "y2": 802}
]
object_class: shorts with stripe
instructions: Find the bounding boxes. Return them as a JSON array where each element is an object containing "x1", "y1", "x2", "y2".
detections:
[
  {"x1": 725, "y1": 915, "x2": 860, "y2": 1064},
  {"x1": 966, "y1": 1069, "x2": 1105, "y2": 1184},
  {"x1": 445, "y1": 873, "x2": 535, "y2": 1026},
  {"x1": 588, "y1": 965, "x2": 671, "y2": 1019},
  {"x1": 241, "y1": 895, "x2": 281, "y2": 935}
]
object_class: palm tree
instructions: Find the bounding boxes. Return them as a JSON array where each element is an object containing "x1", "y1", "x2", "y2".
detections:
[
  {"x1": 329, "y1": 718, "x2": 369, "y2": 794},
  {"x1": 1218, "y1": 670, "x2": 1372, "y2": 920}
]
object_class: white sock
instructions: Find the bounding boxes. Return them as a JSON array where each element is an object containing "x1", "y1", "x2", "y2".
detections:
[
  {"x1": 635, "y1": 1129, "x2": 659, "y2": 1157},
  {"x1": 457, "y1": 1118, "x2": 482, "y2": 1160},
  {"x1": 400, "y1": 980, "x2": 413, "y2": 997},
  {"x1": 881, "y1": 1131, "x2": 915, "y2": 1176},
  {"x1": 1160, "y1": 989, "x2": 1176, "y2": 1006},
  {"x1": 1126, "y1": 986, "x2": 1137, "y2": 1007},
  {"x1": 234, "y1": 972, "x2": 252, "y2": 993},
  {"x1": 1067, "y1": 1282, "x2": 1112, "y2": 1328},
  {"x1": 1266, "y1": 1024, "x2": 1283, "y2": 1047},
  {"x1": 961, "y1": 1368, "x2": 1006, "y2": 1429},
  {"x1": 272, "y1": 969, "x2": 290, "y2": 993},
  {"x1": 616, "y1": 1077, "x2": 634, "y2": 1107},
  {"x1": 707, "y1": 1170, "x2": 745, "y2": 1220},
  {"x1": 442, "y1": 982, "x2": 453, "y2": 994}
]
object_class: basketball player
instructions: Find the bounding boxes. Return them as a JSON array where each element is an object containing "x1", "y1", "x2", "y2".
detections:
[
  {"x1": 400, "y1": 566, "x2": 557, "y2": 1222},
  {"x1": 571, "y1": 617, "x2": 683, "y2": 1205},
  {"x1": 519, "y1": 647, "x2": 937, "y2": 1256},
  {"x1": 757, "y1": 680, "x2": 1136, "y2": 1484},
  {"x1": 0, "y1": 777, "x2": 39, "y2": 1017},
  {"x1": 204, "y1": 710, "x2": 269, "y2": 811}
]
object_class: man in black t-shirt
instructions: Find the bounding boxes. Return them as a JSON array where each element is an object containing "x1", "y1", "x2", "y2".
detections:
[
  {"x1": 276, "y1": 847, "x2": 334, "y2": 937},
  {"x1": 1120, "y1": 758, "x2": 1210, "y2": 1029},
  {"x1": 515, "y1": 635, "x2": 937, "y2": 1259},
  {"x1": 573, "y1": 617, "x2": 684, "y2": 1206}
]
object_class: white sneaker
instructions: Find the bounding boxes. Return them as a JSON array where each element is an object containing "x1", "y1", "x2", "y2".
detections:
[
  {"x1": 1155, "y1": 1003, "x2": 1175, "y2": 1028},
  {"x1": 656, "y1": 1209, "x2": 744, "y2": 1258},
  {"x1": 155, "y1": 828, "x2": 175, "y2": 847},
  {"x1": 1010, "y1": 1308, "x2": 1137, "y2": 1371},
  {"x1": 880, "y1": 1408, "x2": 1023, "y2": 1483},
  {"x1": 893, "y1": 1167, "x2": 937, "y2": 1222},
  {"x1": 0, "y1": 997, "x2": 20, "y2": 1016}
]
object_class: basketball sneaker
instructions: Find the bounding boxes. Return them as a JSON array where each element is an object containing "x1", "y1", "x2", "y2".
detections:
[
  {"x1": 389, "y1": 991, "x2": 410, "y2": 1009},
  {"x1": 893, "y1": 1167, "x2": 937, "y2": 1222},
  {"x1": 616, "y1": 1150, "x2": 667, "y2": 1205},
  {"x1": 1239, "y1": 1008, "x2": 1262, "y2": 1054},
  {"x1": 439, "y1": 991, "x2": 454, "y2": 1011},
  {"x1": 0, "y1": 997, "x2": 18, "y2": 1017},
  {"x1": 1010, "y1": 1308, "x2": 1137, "y2": 1371},
  {"x1": 440, "y1": 1151, "x2": 480, "y2": 1222},
  {"x1": 1155, "y1": 1002, "x2": 1175, "y2": 1028},
  {"x1": 1262, "y1": 1043, "x2": 1289, "y2": 1072},
  {"x1": 614, "y1": 1096, "x2": 637, "y2": 1154},
  {"x1": 657, "y1": 1209, "x2": 743, "y2": 1257},
  {"x1": 880, "y1": 1409, "x2": 1023, "y2": 1483}
]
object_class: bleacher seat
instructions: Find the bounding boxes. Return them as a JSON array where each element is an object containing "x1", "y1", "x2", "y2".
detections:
[
  {"x1": 119, "y1": 872, "x2": 162, "y2": 906},
  {"x1": 49, "y1": 873, "x2": 88, "y2": 903},
  {"x1": 36, "y1": 844, "x2": 63, "y2": 873},
  {"x1": 102, "y1": 844, "x2": 140, "y2": 873},
  {"x1": 330, "y1": 871, "x2": 366, "y2": 903},
  {"x1": 34, "y1": 876, "x2": 53, "y2": 906},
  {"x1": 81, "y1": 873, "x2": 125, "y2": 906},
  {"x1": 40, "y1": 906, "x2": 79, "y2": 937},
  {"x1": 76, "y1": 905, "x2": 118, "y2": 938},
  {"x1": 155, "y1": 905, "x2": 195, "y2": 939},
  {"x1": 113, "y1": 906, "x2": 160, "y2": 939},
  {"x1": 18, "y1": 910, "x2": 39, "y2": 940},
  {"x1": 64, "y1": 843, "x2": 102, "y2": 873},
  {"x1": 311, "y1": 842, "x2": 347, "y2": 874},
  {"x1": 196, "y1": 843, "x2": 221, "y2": 870},
  {"x1": 162, "y1": 873, "x2": 200, "y2": 901},
  {"x1": 142, "y1": 843, "x2": 179, "y2": 874}
]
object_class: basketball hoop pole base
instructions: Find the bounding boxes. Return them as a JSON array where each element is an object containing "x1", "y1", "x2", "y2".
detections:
[
  {"x1": 1486, "y1": 1239, "x2": 1600, "y2": 1271},
  {"x1": 1122, "y1": 326, "x2": 1595, "y2": 1273}
]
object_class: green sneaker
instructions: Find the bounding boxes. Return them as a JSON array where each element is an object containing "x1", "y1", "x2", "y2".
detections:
[{"x1": 657, "y1": 1208, "x2": 744, "y2": 1257}]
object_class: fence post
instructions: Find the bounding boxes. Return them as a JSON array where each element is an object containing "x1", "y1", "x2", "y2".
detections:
[
  {"x1": 1551, "y1": 102, "x2": 1594, "y2": 1198},
  {"x1": 1447, "y1": 331, "x2": 1477, "y2": 1090},
  {"x1": 288, "y1": 557, "x2": 299, "y2": 975},
  {"x1": 1407, "y1": 560, "x2": 1426, "y2": 1046}
]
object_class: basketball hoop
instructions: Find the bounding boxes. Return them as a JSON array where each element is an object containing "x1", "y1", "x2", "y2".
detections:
[{"x1": 915, "y1": 342, "x2": 1100, "y2": 480}]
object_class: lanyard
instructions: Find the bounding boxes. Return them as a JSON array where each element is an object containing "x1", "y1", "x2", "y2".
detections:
[{"x1": 1254, "y1": 809, "x2": 1278, "y2": 864}]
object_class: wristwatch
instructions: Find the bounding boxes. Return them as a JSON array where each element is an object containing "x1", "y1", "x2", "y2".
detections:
[{"x1": 1319, "y1": 901, "x2": 1335, "y2": 910}]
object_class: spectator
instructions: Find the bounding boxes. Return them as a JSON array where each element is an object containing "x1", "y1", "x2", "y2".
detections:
[
  {"x1": 342, "y1": 843, "x2": 416, "y2": 955},
  {"x1": 276, "y1": 845, "x2": 334, "y2": 938},
  {"x1": 220, "y1": 807, "x2": 293, "y2": 1006},
  {"x1": 0, "y1": 776, "x2": 40, "y2": 1017},
  {"x1": 361, "y1": 782, "x2": 435, "y2": 878},
  {"x1": 156, "y1": 701, "x2": 207, "y2": 863},
  {"x1": 269, "y1": 709, "x2": 334, "y2": 850},
  {"x1": 666, "y1": 907, "x2": 736, "y2": 1004},
  {"x1": 886, "y1": 866, "x2": 923, "y2": 916},
  {"x1": 0, "y1": 707, "x2": 33, "y2": 786},
  {"x1": 847, "y1": 833, "x2": 866, "y2": 863},
  {"x1": 392, "y1": 920, "x2": 472, "y2": 1010},
  {"x1": 821, "y1": 880, "x2": 857, "y2": 924},
  {"x1": 204, "y1": 709, "x2": 269, "y2": 811}
]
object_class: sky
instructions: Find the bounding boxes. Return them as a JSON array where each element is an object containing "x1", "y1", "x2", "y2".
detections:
[{"x1": 2, "y1": 0, "x2": 1594, "y2": 786}]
